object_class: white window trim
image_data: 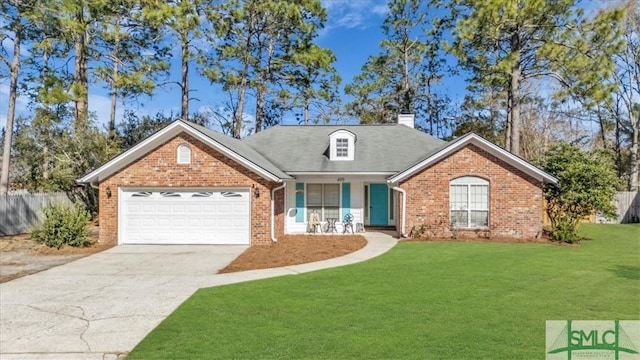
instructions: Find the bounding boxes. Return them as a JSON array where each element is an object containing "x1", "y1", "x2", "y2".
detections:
[
  {"x1": 177, "y1": 144, "x2": 191, "y2": 164},
  {"x1": 328, "y1": 130, "x2": 355, "y2": 161},
  {"x1": 450, "y1": 176, "x2": 489, "y2": 229}
]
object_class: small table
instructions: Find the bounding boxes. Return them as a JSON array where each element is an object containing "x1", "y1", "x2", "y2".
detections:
[{"x1": 326, "y1": 218, "x2": 338, "y2": 233}]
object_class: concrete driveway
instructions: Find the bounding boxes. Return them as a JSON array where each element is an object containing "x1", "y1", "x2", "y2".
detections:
[
  {"x1": 0, "y1": 245, "x2": 248, "y2": 359},
  {"x1": 0, "y1": 232, "x2": 398, "y2": 359}
]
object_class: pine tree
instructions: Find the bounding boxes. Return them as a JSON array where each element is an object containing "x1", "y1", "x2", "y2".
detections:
[
  {"x1": 346, "y1": 0, "x2": 451, "y2": 133},
  {"x1": 444, "y1": 0, "x2": 624, "y2": 155}
]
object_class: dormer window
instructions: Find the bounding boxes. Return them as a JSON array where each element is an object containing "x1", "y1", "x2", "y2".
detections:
[
  {"x1": 336, "y1": 138, "x2": 348, "y2": 157},
  {"x1": 329, "y1": 129, "x2": 356, "y2": 161}
]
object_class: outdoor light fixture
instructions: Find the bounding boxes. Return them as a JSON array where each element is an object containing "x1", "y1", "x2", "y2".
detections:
[
  {"x1": 254, "y1": 187, "x2": 260, "y2": 198},
  {"x1": 106, "y1": 187, "x2": 112, "y2": 198}
]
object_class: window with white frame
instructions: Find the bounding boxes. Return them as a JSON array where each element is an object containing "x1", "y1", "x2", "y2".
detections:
[
  {"x1": 336, "y1": 138, "x2": 348, "y2": 157},
  {"x1": 450, "y1": 176, "x2": 489, "y2": 228},
  {"x1": 307, "y1": 184, "x2": 340, "y2": 221},
  {"x1": 177, "y1": 144, "x2": 191, "y2": 164},
  {"x1": 328, "y1": 129, "x2": 355, "y2": 161}
]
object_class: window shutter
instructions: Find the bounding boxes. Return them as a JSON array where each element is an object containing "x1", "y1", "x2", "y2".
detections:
[{"x1": 295, "y1": 183, "x2": 304, "y2": 223}]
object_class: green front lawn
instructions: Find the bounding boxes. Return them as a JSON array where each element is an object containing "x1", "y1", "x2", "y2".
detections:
[{"x1": 129, "y1": 224, "x2": 640, "y2": 359}]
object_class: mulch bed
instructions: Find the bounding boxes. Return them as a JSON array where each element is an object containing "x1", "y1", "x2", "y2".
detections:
[
  {"x1": 218, "y1": 235, "x2": 367, "y2": 273},
  {"x1": 402, "y1": 235, "x2": 579, "y2": 246}
]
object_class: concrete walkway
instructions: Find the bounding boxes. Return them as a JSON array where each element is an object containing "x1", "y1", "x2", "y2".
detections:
[{"x1": 0, "y1": 232, "x2": 397, "y2": 360}]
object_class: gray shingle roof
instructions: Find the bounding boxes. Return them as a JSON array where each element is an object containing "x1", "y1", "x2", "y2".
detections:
[
  {"x1": 241, "y1": 125, "x2": 446, "y2": 173},
  {"x1": 184, "y1": 121, "x2": 292, "y2": 179}
]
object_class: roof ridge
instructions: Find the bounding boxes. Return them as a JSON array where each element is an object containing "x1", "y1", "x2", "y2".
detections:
[{"x1": 180, "y1": 121, "x2": 292, "y2": 180}]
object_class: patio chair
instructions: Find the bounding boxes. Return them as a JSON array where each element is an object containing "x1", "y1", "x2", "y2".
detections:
[
  {"x1": 309, "y1": 211, "x2": 321, "y2": 233},
  {"x1": 342, "y1": 213, "x2": 354, "y2": 234}
]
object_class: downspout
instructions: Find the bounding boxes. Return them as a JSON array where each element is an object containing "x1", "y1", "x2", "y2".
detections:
[
  {"x1": 387, "y1": 181, "x2": 408, "y2": 238},
  {"x1": 271, "y1": 182, "x2": 286, "y2": 242}
]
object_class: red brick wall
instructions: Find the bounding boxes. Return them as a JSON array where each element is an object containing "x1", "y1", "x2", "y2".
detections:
[
  {"x1": 399, "y1": 144, "x2": 544, "y2": 239},
  {"x1": 98, "y1": 132, "x2": 282, "y2": 245},
  {"x1": 273, "y1": 187, "x2": 285, "y2": 239}
]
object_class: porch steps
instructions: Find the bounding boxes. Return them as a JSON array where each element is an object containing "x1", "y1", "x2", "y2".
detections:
[{"x1": 365, "y1": 226, "x2": 396, "y2": 231}]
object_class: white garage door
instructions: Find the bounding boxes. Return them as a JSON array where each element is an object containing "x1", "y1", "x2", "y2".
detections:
[{"x1": 120, "y1": 189, "x2": 250, "y2": 245}]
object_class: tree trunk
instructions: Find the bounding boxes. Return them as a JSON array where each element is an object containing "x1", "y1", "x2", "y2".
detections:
[
  {"x1": 255, "y1": 86, "x2": 265, "y2": 133},
  {"x1": 597, "y1": 106, "x2": 609, "y2": 149},
  {"x1": 628, "y1": 25, "x2": 639, "y2": 191},
  {"x1": 614, "y1": 102, "x2": 623, "y2": 179},
  {"x1": 402, "y1": 35, "x2": 414, "y2": 115},
  {"x1": 254, "y1": 35, "x2": 277, "y2": 134},
  {"x1": 41, "y1": 49, "x2": 50, "y2": 181},
  {"x1": 234, "y1": 64, "x2": 249, "y2": 139},
  {"x1": 505, "y1": 97, "x2": 512, "y2": 150},
  {"x1": 304, "y1": 96, "x2": 310, "y2": 125},
  {"x1": 508, "y1": 31, "x2": 522, "y2": 155},
  {"x1": 181, "y1": 34, "x2": 189, "y2": 121},
  {"x1": 110, "y1": 65, "x2": 118, "y2": 134},
  {"x1": 630, "y1": 112, "x2": 639, "y2": 191},
  {"x1": 490, "y1": 88, "x2": 500, "y2": 144},
  {"x1": 509, "y1": 71, "x2": 521, "y2": 155},
  {"x1": 109, "y1": 31, "x2": 120, "y2": 134},
  {"x1": 74, "y1": 8, "x2": 89, "y2": 131},
  {"x1": 426, "y1": 78, "x2": 433, "y2": 135},
  {"x1": 0, "y1": 20, "x2": 21, "y2": 195}
]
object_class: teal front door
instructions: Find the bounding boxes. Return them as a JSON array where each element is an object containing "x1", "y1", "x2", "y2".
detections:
[{"x1": 369, "y1": 184, "x2": 388, "y2": 226}]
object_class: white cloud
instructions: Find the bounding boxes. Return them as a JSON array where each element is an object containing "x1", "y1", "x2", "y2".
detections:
[
  {"x1": 372, "y1": 4, "x2": 389, "y2": 16},
  {"x1": 321, "y1": 0, "x2": 388, "y2": 32}
]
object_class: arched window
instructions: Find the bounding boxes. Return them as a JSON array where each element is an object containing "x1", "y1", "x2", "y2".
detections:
[
  {"x1": 450, "y1": 176, "x2": 489, "y2": 228},
  {"x1": 177, "y1": 144, "x2": 191, "y2": 164}
]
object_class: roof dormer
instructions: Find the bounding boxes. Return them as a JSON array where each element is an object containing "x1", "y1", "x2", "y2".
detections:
[{"x1": 328, "y1": 129, "x2": 356, "y2": 161}]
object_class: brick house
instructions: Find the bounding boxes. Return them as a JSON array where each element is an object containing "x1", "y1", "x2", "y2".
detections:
[{"x1": 78, "y1": 115, "x2": 557, "y2": 245}]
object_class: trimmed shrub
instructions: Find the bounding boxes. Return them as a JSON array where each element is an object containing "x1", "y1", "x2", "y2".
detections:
[
  {"x1": 541, "y1": 144, "x2": 619, "y2": 243},
  {"x1": 31, "y1": 204, "x2": 92, "y2": 249}
]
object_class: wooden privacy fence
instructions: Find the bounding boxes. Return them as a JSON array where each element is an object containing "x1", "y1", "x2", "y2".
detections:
[
  {"x1": 0, "y1": 192, "x2": 72, "y2": 236},
  {"x1": 542, "y1": 200, "x2": 596, "y2": 226},
  {"x1": 544, "y1": 191, "x2": 640, "y2": 225},
  {"x1": 607, "y1": 191, "x2": 640, "y2": 224}
]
